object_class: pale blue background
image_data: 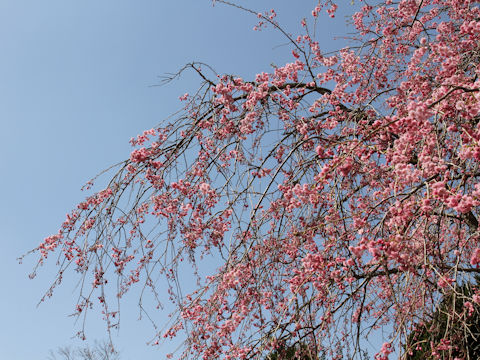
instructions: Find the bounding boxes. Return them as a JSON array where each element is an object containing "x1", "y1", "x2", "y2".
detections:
[{"x1": 0, "y1": 1, "x2": 351, "y2": 359}]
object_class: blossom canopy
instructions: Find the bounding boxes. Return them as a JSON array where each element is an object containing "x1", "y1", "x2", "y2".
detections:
[{"x1": 31, "y1": 0, "x2": 480, "y2": 359}]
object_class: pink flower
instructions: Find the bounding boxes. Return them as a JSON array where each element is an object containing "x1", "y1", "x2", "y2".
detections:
[{"x1": 470, "y1": 248, "x2": 480, "y2": 266}]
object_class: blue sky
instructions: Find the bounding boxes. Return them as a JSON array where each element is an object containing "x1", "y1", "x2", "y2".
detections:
[{"x1": 0, "y1": 1, "x2": 351, "y2": 359}]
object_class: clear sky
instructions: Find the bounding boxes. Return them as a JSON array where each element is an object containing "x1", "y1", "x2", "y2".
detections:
[{"x1": 0, "y1": 1, "x2": 350, "y2": 359}]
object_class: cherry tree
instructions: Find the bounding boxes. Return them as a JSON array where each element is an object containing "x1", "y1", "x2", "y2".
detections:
[{"x1": 28, "y1": 0, "x2": 480, "y2": 359}]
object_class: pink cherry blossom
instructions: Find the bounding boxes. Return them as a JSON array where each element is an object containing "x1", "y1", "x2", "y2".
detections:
[{"x1": 28, "y1": 1, "x2": 480, "y2": 359}]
